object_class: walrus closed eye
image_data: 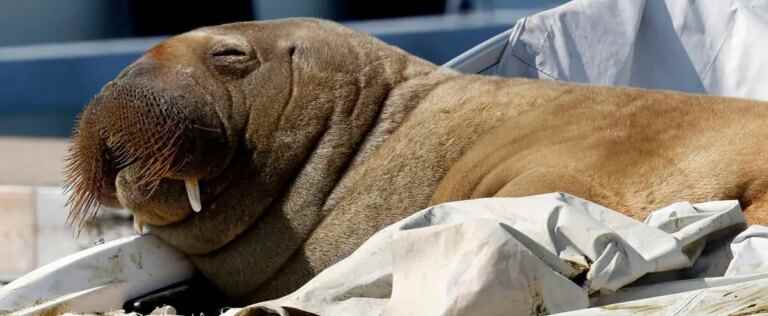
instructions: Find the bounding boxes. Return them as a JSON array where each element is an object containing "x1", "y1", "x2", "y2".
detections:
[{"x1": 66, "y1": 18, "x2": 768, "y2": 305}]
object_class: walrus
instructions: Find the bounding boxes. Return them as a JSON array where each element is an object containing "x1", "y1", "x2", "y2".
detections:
[{"x1": 65, "y1": 18, "x2": 768, "y2": 307}]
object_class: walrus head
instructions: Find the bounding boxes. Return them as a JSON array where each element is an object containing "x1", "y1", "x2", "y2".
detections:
[{"x1": 66, "y1": 18, "x2": 436, "y2": 299}]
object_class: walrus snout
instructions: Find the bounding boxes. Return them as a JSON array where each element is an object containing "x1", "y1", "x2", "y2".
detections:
[{"x1": 66, "y1": 56, "x2": 234, "y2": 229}]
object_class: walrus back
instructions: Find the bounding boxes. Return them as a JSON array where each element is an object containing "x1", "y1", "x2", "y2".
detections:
[{"x1": 432, "y1": 78, "x2": 768, "y2": 223}]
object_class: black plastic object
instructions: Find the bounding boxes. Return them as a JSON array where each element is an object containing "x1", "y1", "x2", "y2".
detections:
[{"x1": 123, "y1": 275, "x2": 229, "y2": 315}]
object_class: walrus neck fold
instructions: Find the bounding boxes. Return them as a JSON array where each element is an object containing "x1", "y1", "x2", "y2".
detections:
[
  {"x1": 323, "y1": 65, "x2": 461, "y2": 213},
  {"x1": 189, "y1": 56, "x2": 456, "y2": 301}
]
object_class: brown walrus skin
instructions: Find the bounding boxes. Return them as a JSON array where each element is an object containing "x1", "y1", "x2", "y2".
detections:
[{"x1": 65, "y1": 18, "x2": 768, "y2": 305}]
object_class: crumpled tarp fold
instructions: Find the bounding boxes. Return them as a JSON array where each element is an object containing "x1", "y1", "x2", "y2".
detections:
[{"x1": 226, "y1": 193, "x2": 756, "y2": 315}]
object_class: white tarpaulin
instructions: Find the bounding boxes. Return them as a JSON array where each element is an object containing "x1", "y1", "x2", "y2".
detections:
[
  {"x1": 224, "y1": 193, "x2": 764, "y2": 315},
  {"x1": 450, "y1": 0, "x2": 768, "y2": 101}
]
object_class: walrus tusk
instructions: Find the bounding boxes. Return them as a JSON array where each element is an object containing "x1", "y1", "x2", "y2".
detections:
[
  {"x1": 133, "y1": 216, "x2": 145, "y2": 234},
  {"x1": 185, "y1": 178, "x2": 202, "y2": 213}
]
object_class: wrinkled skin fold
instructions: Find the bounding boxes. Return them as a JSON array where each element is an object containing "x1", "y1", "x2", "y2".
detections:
[{"x1": 67, "y1": 18, "x2": 768, "y2": 307}]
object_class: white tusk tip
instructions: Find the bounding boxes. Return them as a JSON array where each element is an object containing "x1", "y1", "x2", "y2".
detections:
[
  {"x1": 133, "y1": 217, "x2": 145, "y2": 235},
  {"x1": 185, "y1": 178, "x2": 202, "y2": 213}
]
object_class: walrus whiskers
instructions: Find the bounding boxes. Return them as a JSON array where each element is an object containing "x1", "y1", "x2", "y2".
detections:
[
  {"x1": 64, "y1": 88, "x2": 192, "y2": 231},
  {"x1": 64, "y1": 105, "x2": 115, "y2": 231}
]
